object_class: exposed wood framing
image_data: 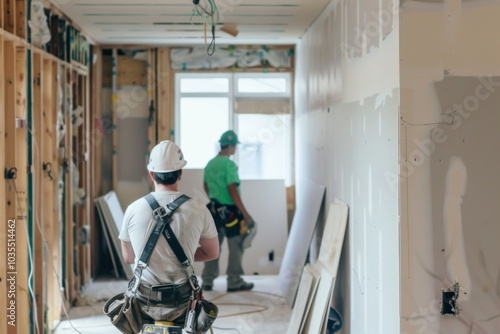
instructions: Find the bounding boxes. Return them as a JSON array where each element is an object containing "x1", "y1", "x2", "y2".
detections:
[
  {"x1": 1, "y1": 1, "x2": 4, "y2": 29},
  {"x1": 147, "y1": 49, "x2": 157, "y2": 149},
  {"x1": 4, "y1": 0, "x2": 15, "y2": 34},
  {"x1": 90, "y1": 46, "x2": 102, "y2": 277},
  {"x1": 31, "y1": 51, "x2": 44, "y2": 333},
  {"x1": 42, "y1": 58, "x2": 61, "y2": 330},
  {"x1": 111, "y1": 48, "x2": 118, "y2": 190},
  {"x1": 14, "y1": 45, "x2": 29, "y2": 334},
  {"x1": 1, "y1": 2, "x2": 92, "y2": 329},
  {"x1": 14, "y1": 0, "x2": 24, "y2": 39},
  {"x1": 3, "y1": 39, "x2": 17, "y2": 334},
  {"x1": 64, "y1": 65, "x2": 75, "y2": 303},
  {"x1": 157, "y1": 48, "x2": 173, "y2": 141},
  {"x1": 0, "y1": 35, "x2": 7, "y2": 334}
]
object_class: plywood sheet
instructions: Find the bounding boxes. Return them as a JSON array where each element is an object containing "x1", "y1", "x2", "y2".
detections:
[
  {"x1": 279, "y1": 179, "x2": 325, "y2": 306},
  {"x1": 179, "y1": 169, "x2": 288, "y2": 275}
]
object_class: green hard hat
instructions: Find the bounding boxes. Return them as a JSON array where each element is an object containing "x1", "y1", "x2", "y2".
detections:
[{"x1": 219, "y1": 130, "x2": 240, "y2": 146}]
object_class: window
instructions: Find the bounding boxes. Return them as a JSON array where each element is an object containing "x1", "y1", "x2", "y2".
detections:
[{"x1": 175, "y1": 73, "x2": 293, "y2": 185}]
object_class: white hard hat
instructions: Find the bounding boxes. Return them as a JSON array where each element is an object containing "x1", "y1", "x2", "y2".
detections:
[{"x1": 147, "y1": 140, "x2": 187, "y2": 173}]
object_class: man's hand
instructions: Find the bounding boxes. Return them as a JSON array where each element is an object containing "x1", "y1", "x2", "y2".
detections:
[{"x1": 245, "y1": 216, "x2": 255, "y2": 229}]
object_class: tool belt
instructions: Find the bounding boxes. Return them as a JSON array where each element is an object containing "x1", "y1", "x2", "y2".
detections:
[
  {"x1": 137, "y1": 281, "x2": 193, "y2": 307},
  {"x1": 207, "y1": 199, "x2": 248, "y2": 238}
]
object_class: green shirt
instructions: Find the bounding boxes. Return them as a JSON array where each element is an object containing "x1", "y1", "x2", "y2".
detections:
[{"x1": 204, "y1": 155, "x2": 240, "y2": 205}]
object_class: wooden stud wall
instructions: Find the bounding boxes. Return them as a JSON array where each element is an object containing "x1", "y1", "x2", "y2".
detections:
[
  {"x1": 90, "y1": 46, "x2": 102, "y2": 277},
  {"x1": 42, "y1": 58, "x2": 62, "y2": 330},
  {"x1": 4, "y1": 0, "x2": 15, "y2": 35},
  {"x1": 157, "y1": 48, "x2": 173, "y2": 141},
  {"x1": 3, "y1": 39, "x2": 17, "y2": 334},
  {"x1": 14, "y1": 45, "x2": 29, "y2": 334},
  {"x1": 0, "y1": 34, "x2": 7, "y2": 334},
  {"x1": 1, "y1": 3, "x2": 92, "y2": 330},
  {"x1": 15, "y1": 0, "x2": 25, "y2": 39},
  {"x1": 31, "y1": 51, "x2": 44, "y2": 333}
]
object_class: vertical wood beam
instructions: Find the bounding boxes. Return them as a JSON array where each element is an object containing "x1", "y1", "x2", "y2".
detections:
[
  {"x1": 90, "y1": 46, "x2": 102, "y2": 278},
  {"x1": 15, "y1": 45, "x2": 29, "y2": 334},
  {"x1": 0, "y1": 35, "x2": 7, "y2": 334},
  {"x1": 42, "y1": 58, "x2": 60, "y2": 330},
  {"x1": 147, "y1": 48, "x2": 157, "y2": 149},
  {"x1": 1, "y1": 0, "x2": 4, "y2": 30},
  {"x1": 15, "y1": 0, "x2": 25, "y2": 39},
  {"x1": 4, "y1": 0, "x2": 16, "y2": 34},
  {"x1": 111, "y1": 48, "x2": 118, "y2": 190},
  {"x1": 3, "y1": 40, "x2": 17, "y2": 334},
  {"x1": 157, "y1": 48, "x2": 173, "y2": 141},
  {"x1": 32, "y1": 51, "x2": 44, "y2": 333},
  {"x1": 64, "y1": 65, "x2": 74, "y2": 303},
  {"x1": 84, "y1": 73, "x2": 91, "y2": 285}
]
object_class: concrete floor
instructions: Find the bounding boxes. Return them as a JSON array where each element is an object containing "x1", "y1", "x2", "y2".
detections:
[{"x1": 53, "y1": 275, "x2": 292, "y2": 334}]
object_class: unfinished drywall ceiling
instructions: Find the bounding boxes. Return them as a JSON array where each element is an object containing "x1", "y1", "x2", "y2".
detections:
[
  {"x1": 50, "y1": 0, "x2": 330, "y2": 45},
  {"x1": 400, "y1": 1, "x2": 500, "y2": 333},
  {"x1": 295, "y1": 1, "x2": 400, "y2": 333}
]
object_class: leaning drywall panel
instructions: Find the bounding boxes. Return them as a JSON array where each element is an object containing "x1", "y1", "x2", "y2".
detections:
[
  {"x1": 279, "y1": 178, "x2": 325, "y2": 306},
  {"x1": 286, "y1": 264, "x2": 321, "y2": 334},
  {"x1": 318, "y1": 200, "x2": 348, "y2": 277},
  {"x1": 179, "y1": 169, "x2": 288, "y2": 276}
]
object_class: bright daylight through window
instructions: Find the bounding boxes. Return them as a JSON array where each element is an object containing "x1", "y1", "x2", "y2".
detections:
[{"x1": 176, "y1": 73, "x2": 292, "y2": 184}]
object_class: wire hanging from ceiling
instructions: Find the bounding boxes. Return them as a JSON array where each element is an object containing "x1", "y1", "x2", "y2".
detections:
[{"x1": 191, "y1": 0, "x2": 219, "y2": 56}]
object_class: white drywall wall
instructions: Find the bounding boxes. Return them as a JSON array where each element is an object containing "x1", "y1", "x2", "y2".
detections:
[
  {"x1": 400, "y1": 1, "x2": 500, "y2": 333},
  {"x1": 295, "y1": 1, "x2": 400, "y2": 333}
]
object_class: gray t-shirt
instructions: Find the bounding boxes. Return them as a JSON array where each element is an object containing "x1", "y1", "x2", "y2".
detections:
[{"x1": 119, "y1": 191, "x2": 217, "y2": 285}]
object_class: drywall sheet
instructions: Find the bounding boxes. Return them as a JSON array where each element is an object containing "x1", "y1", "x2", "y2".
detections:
[
  {"x1": 318, "y1": 200, "x2": 349, "y2": 277},
  {"x1": 117, "y1": 118, "x2": 149, "y2": 182},
  {"x1": 95, "y1": 201, "x2": 120, "y2": 278},
  {"x1": 302, "y1": 263, "x2": 334, "y2": 334},
  {"x1": 179, "y1": 169, "x2": 288, "y2": 275},
  {"x1": 430, "y1": 76, "x2": 500, "y2": 331},
  {"x1": 286, "y1": 264, "x2": 320, "y2": 334},
  {"x1": 116, "y1": 180, "x2": 151, "y2": 210},
  {"x1": 115, "y1": 86, "x2": 150, "y2": 208},
  {"x1": 96, "y1": 191, "x2": 133, "y2": 278},
  {"x1": 279, "y1": 179, "x2": 326, "y2": 307}
]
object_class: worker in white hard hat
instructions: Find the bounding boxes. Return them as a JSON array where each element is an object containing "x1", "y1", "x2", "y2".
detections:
[
  {"x1": 118, "y1": 140, "x2": 219, "y2": 325},
  {"x1": 201, "y1": 130, "x2": 257, "y2": 292}
]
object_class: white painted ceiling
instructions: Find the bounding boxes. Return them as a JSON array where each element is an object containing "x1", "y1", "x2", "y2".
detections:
[{"x1": 51, "y1": 0, "x2": 330, "y2": 46}]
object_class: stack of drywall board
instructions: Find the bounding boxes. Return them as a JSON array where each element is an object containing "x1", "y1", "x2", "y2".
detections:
[
  {"x1": 286, "y1": 200, "x2": 348, "y2": 334},
  {"x1": 95, "y1": 191, "x2": 133, "y2": 279}
]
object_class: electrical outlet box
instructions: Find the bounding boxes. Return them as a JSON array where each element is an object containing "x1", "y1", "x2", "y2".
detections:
[{"x1": 441, "y1": 282, "x2": 460, "y2": 316}]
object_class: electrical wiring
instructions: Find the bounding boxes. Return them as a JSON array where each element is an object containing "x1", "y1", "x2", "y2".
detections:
[
  {"x1": 191, "y1": 0, "x2": 219, "y2": 56},
  {"x1": 8, "y1": 178, "x2": 41, "y2": 334},
  {"x1": 204, "y1": 290, "x2": 287, "y2": 333},
  {"x1": 26, "y1": 127, "x2": 83, "y2": 334}
]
